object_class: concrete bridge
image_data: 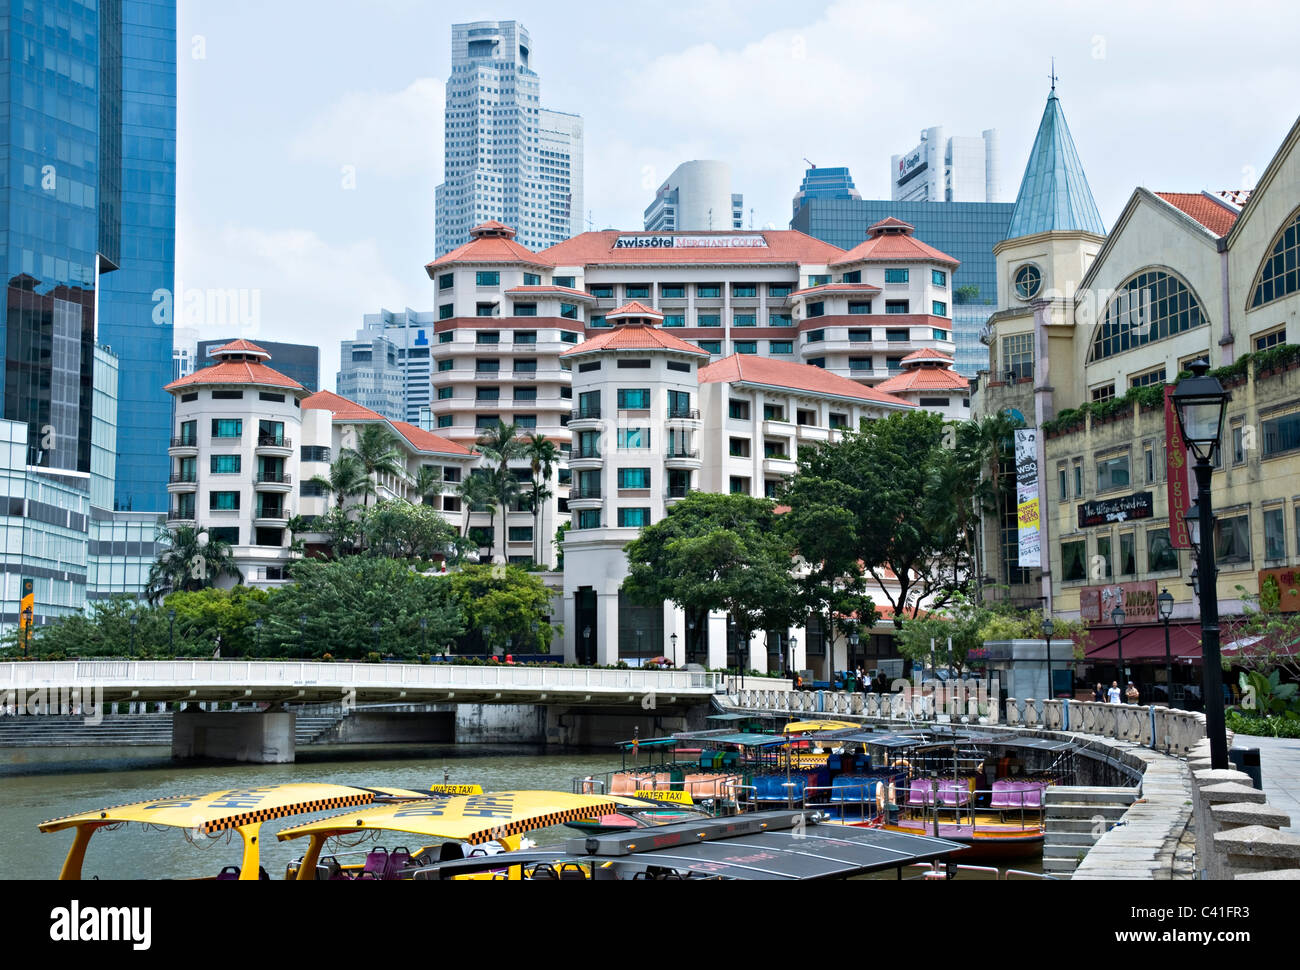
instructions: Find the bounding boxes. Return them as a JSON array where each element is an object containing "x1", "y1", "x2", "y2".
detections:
[{"x1": 1, "y1": 660, "x2": 727, "y2": 763}]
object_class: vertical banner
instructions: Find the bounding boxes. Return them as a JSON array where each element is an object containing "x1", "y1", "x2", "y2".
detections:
[
  {"x1": 1014, "y1": 429, "x2": 1041, "y2": 567},
  {"x1": 1165, "y1": 386, "x2": 1192, "y2": 549}
]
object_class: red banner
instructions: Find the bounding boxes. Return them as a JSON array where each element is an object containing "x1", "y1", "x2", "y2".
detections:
[
  {"x1": 1080, "y1": 581, "x2": 1160, "y2": 624},
  {"x1": 1165, "y1": 386, "x2": 1192, "y2": 549}
]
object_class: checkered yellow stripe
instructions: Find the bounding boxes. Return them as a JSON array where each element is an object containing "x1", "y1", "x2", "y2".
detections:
[
  {"x1": 466, "y1": 801, "x2": 619, "y2": 844},
  {"x1": 201, "y1": 793, "x2": 374, "y2": 834}
]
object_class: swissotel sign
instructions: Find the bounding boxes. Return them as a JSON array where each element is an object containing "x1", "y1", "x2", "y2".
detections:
[{"x1": 613, "y1": 235, "x2": 769, "y2": 249}]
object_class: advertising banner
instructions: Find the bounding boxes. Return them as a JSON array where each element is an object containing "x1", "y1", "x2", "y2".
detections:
[
  {"x1": 1078, "y1": 492, "x2": 1154, "y2": 528},
  {"x1": 1079, "y1": 581, "x2": 1159, "y2": 624},
  {"x1": 1014, "y1": 429, "x2": 1040, "y2": 568},
  {"x1": 1166, "y1": 386, "x2": 1193, "y2": 548}
]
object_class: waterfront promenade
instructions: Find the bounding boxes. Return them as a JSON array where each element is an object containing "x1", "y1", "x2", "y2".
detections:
[{"x1": 1251, "y1": 735, "x2": 1300, "y2": 834}]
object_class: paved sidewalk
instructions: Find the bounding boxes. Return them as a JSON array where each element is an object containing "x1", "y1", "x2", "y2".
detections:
[{"x1": 1238, "y1": 734, "x2": 1300, "y2": 833}]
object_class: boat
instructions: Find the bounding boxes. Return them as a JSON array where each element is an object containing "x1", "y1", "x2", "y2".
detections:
[
  {"x1": 562, "y1": 793, "x2": 713, "y2": 834},
  {"x1": 38, "y1": 782, "x2": 432, "y2": 880}
]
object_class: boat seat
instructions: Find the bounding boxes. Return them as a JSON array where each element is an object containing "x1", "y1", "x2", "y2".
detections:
[
  {"x1": 558, "y1": 863, "x2": 587, "y2": 881},
  {"x1": 531, "y1": 864, "x2": 559, "y2": 880},
  {"x1": 215, "y1": 866, "x2": 241, "y2": 881},
  {"x1": 385, "y1": 847, "x2": 413, "y2": 879},
  {"x1": 439, "y1": 841, "x2": 467, "y2": 862},
  {"x1": 361, "y1": 848, "x2": 389, "y2": 879}
]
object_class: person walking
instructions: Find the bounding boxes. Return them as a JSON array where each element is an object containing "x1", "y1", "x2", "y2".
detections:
[
  {"x1": 1125, "y1": 681, "x2": 1140, "y2": 705},
  {"x1": 1107, "y1": 681, "x2": 1121, "y2": 704}
]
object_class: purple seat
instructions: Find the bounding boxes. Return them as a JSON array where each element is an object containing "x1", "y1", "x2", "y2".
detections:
[
  {"x1": 907, "y1": 779, "x2": 931, "y2": 806},
  {"x1": 1021, "y1": 783, "x2": 1046, "y2": 809},
  {"x1": 937, "y1": 780, "x2": 970, "y2": 807},
  {"x1": 360, "y1": 848, "x2": 389, "y2": 879},
  {"x1": 385, "y1": 848, "x2": 412, "y2": 879},
  {"x1": 989, "y1": 780, "x2": 1014, "y2": 809},
  {"x1": 215, "y1": 865, "x2": 240, "y2": 881}
]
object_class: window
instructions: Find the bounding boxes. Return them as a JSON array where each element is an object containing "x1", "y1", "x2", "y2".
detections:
[
  {"x1": 477, "y1": 303, "x2": 497, "y2": 317},
  {"x1": 849, "y1": 358, "x2": 872, "y2": 372},
  {"x1": 301, "y1": 446, "x2": 331, "y2": 463},
  {"x1": 932, "y1": 301, "x2": 947, "y2": 317},
  {"x1": 438, "y1": 359, "x2": 454, "y2": 372},
  {"x1": 733, "y1": 285, "x2": 757, "y2": 298},
  {"x1": 769, "y1": 340, "x2": 793, "y2": 354},
  {"x1": 178, "y1": 420, "x2": 197, "y2": 446},
  {"x1": 918, "y1": 397, "x2": 950, "y2": 407},
  {"x1": 1147, "y1": 528, "x2": 1180, "y2": 571},
  {"x1": 885, "y1": 356, "x2": 903, "y2": 373},
  {"x1": 514, "y1": 387, "x2": 537, "y2": 402},
  {"x1": 475, "y1": 415, "x2": 499, "y2": 429},
  {"x1": 468, "y1": 526, "x2": 495, "y2": 548},
  {"x1": 806, "y1": 329, "x2": 824, "y2": 343},
  {"x1": 1213, "y1": 514, "x2": 1251, "y2": 564},
  {"x1": 210, "y1": 491, "x2": 240, "y2": 511},
  {"x1": 729, "y1": 400, "x2": 751, "y2": 420},
  {"x1": 553, "y1": 276, "x2": 575, "y2": 289},
  {"x1": 616, "y1": 359, "x2": 650, "y2": 370},
  {"x1": 514, "y1": 331, "x2": 537, "y2": 345},
  {"x1": 764, "y1": 480, "x2": 780, "y2": 499},
  {"x1": 439, "y1": 305, "x2": 453, "y2": 319},
  {"x1": 508, "y1": 526, "x2": 534, "y2": 543},
  {"x1": 589, "y1": 315, "x2": 608, "y2": 328},
  {"x1": 618, "y1": 508, "x2": 651, "y2": 528},
  {"x1": 209, "y1": 527, "x2": 240, "y2": 545},
  {"x1": 663, "y1": 314, "x2": 685, "y2": 328},
  {"x1": 1250, "y1": 210, "x2": 1300, "y2": 308},
  {"x1": 1096, "y1": 453, "x2": 1130, "y2": 492},
  {"x1": 477, "y1": 331, "x2": 500, "y2": 344},
  {"x1": 438, "y1": 331, "x2": 454, "y2": 345},
  {"x1": 212, "y1": 390, "x2": 243, "y2": 400},
  {"x1": 476, "y1": 271, "x2": 500, "y2": 286},
  {"x1": 807, "y1": 275, "x2": 831, "y2": 287},
  {"x1": 729, "y1": 438, "x2": 751, "y2": 457},
  {"x1": 730, "y1": 476, "x2": 751, "y2": 494},
  {"x1": 1119, "y1": 533, "x2": 1137, "y2": 576},
  {"x1": 476, "y1": 387, "x2": 500, "y2": 401},
  {"x1": 763, "y1": 440, "x2": 789, "y2": 459},
  {"x1": 618, "y1": 467, "x2": 651, "y2": 489},
  {"x1": 806, "y1": 301, "x2": 825, "y2": 318},
  {"x1": 439, "y1": 273, "x2": 454, "y2": 290},
  {"x1": 1061, "y1": 539, "x2": 1086, "y2": 581},
  {"x1": 885, "y1": 269, "x2": 909, "y2": 284},
  {"x1": 733, "y1": 314, "x2": 756, "y2": 327},
  {"x1": 560, "y1": 303, "x2": 578, "y2": 319},
  {"x1": 578, "y1": 430, "x2": 601, "y2": 458},
  {"x1": 1073, "y1": 462, "x2": 1083, "y2": 497},
  {"x1": 698, "y1": 340, "x2": 722, "y2": 355},
  {"x1": 617, "y1": 388, "x2": 650, "y2": 410},
  {"x1": 514, "y1": 358, "x2": 538, "y2": 374},
  {"x1": 1146, "y1": 443, "x2": 1158, "y2": 482},
  {"x1": 1263, "y1": 411, "x2": 1300, "y2": 457},
  {"x1": 1057, "y1": 467, "x2": 1067, "y2": 503},
  {"x1": 577, "y1": 391, "x2": 601, "y2": 418},
  {"x1": 697, "y1": 285, "x2": 721, "y2": 298},
  {"x1": 667, "y1": 361, "x2": 692, "y2": 373},
  {"x1": 515, "y1": 415, "x2": 537, "y2": 430},
  {"x1": 697, "y1": 314, "x2": 721, "y2": 327},
  {"x1": 828, "y1": 412, "x2": 848, "y2": 429},
  {"x1": 1014, "y1": 264, "x2": 1041, "y2": 300},
  {"x1": 210, "y1": 455, "x2": 241, "y2": 474},
  {"x1": 442, "y1": 466, "x2": 461, "y2": 484},
  {"x1": 618, "y1": 428, "x2": 649, "y2": 449},
  {"x1": 763, "y1": 404, "x2": 786, "y2": 422},
  {"x1": 211, "y1": 419, "x2": 242, "y2": 439},
  {"x1": 769, "y1": 313, "x2": 793, "y2": 326},
  {"x1": 849, "y1": 302, "x2": 872, "y2": 315},
  {"x1": 523, "y1": 273, "x2": 541, "y2": 286},
  {"x1": 1231, "y1": 424, "x2": 1246, "y2": 464},
  {"x1": 561, "y1": 331, "x2": 578, "y2": 343},
  {"x1": 661, "y1": 285, "x2": 685, "y2": 299},
  {"x1": 514, "y1": 304, "x2": 537, "y2": 316},
  {"x1": 181, "y1": 392, "x2": 198, "y2": 403},
  {"x1": 589, "y1": 285, "x2": 613, "y2": 299},
  {"x1": 1255, "y1": 327, "x2": 1287, "y2": 351},
  {"x1": 475, "y1": 359, "x2": 499, "y2": 373},
  {"x1": 576, "y1": 509, "x2": 601, "y2": 530},
  {"x1": 797, "y1": 409, "x2": 816, "y2": 426},
  {"x1": 1092, "y1": 384, "x2": 1116, "y2": 402},
  {"x1": 769, "y1": 285, "x2": 792, "y2": 299},
  {"x1": 1092, "y1": 270, "x2": 1206, "y2": 361},
  {"x1": 437, "y1": 416, "x2": 453, "y2": 428},
  {"x1": 1130, "y1": 368, "x2": 1166, "y2": 388},
  {"x1": 933, "y1": 329, "x2": 949, "y2": 341},
  {"x1": 840, "y1": 271, "x2": 861, "y2": 284},
  {"x1": 808, "y1": 357, "x2": 826, "y2": 369},
  {"x1": 932, "y1": 270, "x2": 947, "y2": 286},
  {"x1": 885, "y1": 301, "x2": 910, "y2": 314},
  {"x1": 734, "y1": 341, "x2": 757, "y2": 355},
  {"x1": 625, "y1": 285, "x2": 650, "y2": 299},
  {"x1": 1096, "y1": 535, "x2": 1113, "y2": 579},
  {"x1": 1001, "y1": 333, "x2": 1033, "y2": 380},
  {"x1": 1264, "y1": 507, "x2": 1287, "y2": 560}
]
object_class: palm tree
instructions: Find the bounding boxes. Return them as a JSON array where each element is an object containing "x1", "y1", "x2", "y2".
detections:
[
  {"x1": 475, "y1": 421, "x2": 526, "y2": 564},
  {"x1": 456, "y1": 473, "x2": 497, "y2": 557},
  {"x1": 309, "y1": 454, "x2": 372, "y2": 510},
  {"x1": 343, "y1": 424, "x2": 406, "y2": 507},
  {"x1": 523, "y1": 432, "x2": 560, "y2": 565},
  {"x1": 412, "y1": 465, "x2": 444, "y2": 506},
  {"x1": 145, "y1": 525, "x2": 243, "y2": 605}
]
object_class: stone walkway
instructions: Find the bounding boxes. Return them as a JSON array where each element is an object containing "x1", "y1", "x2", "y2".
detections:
[{"x1": 1240, "y1": 735, "x2": 1300, "y2": 834}]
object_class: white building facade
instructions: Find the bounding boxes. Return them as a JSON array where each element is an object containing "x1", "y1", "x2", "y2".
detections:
[
  {"x1": 643, "y1": 160, "x2": 745, "y2": 232},
  {"x1": 891, "y1": 126, "x2": 1001, "y2": 203}
]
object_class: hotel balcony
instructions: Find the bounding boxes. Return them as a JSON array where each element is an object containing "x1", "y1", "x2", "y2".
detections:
[
  {"x1": 665, "y1": 484, "x2": 693, "y2": 506},
  {"x1": 255, "y1": 472, "x2": 293, "y2": 493},
  {"x1": 167, "y1": 475, "x2": 198, "y2": 492},
  {"x1": 664, "y1": 448, "x2": 702, "y2": 471},
  {"x1": 567, "y1": 450, "x2": 603, "y2": 472},
  {"x1": 255, "y1": 435, "x2": 293, "y2": 457},
  {"x1": 167, "y1": 507, "x2": 196, "y2": 525},
  {"x1": 568, "y1": 406, "x2": 602, "y2": 430},
  {"x1": 763, "y1": 455, "x2": 798, "y2": 476},
  {"x1": 168, "y1": 437, "x2": 198, "y2": 456},
  {"x1": 665, "y1": 407, "x2": 702, "y2": 430},
  {"x1": 568, "y1": 484, "x2": 602, "y2": 510},
  {"x1": 254, "y1": 507, "x2": 290, "y2": 526}
]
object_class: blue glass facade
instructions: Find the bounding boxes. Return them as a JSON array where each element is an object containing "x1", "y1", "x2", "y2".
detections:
[
  {"x1": 197, "y1": 339, "x2": 319, "y2": 393},
  {"x1": 791, "y1": 198, "x2": 1014, "y2": 377},
  {"x1": 96, "y1": 0, "x2": 176, "y2": 513},
  {"x1": 790, "y1": 166, "x2": 860, "y2": 217}
]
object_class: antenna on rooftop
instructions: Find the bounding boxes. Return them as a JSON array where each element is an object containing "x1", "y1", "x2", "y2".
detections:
[
  {"x1": 586, "y1": 209, "x2": 594, "y2": 232},
  {"x1": 1049, "y1": 57, "x2": 1058, "y2": 92},
  {"x1": 803, "y1": 158, "x2": 816, "y2": 170}
]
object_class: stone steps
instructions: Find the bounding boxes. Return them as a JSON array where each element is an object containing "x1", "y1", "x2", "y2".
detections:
[{"x1": 1047, "y1": 803, "x2": 1132, "y2": 821}]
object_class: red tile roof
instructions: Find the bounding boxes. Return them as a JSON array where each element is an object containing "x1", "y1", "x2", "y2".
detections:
[
  {"x1": 473, "y1": 220, "x2": 515, "y2": 235},
  {"x1": 424, "y1": 222, "x2": 549, "y2": 273},
  {"x1": 869, "y1": 217, "x2": 915, "y2": 232},
  {"x1": 165, "y1": 360, "x2": 304, "y2": 393},
  {"x1": 391, "y1": 421, "x2": 474, "y2": 456},
  {"x1": 699, "y1": 354, "x2": 914, "y2": 408},
  {"x1": 874, "y1": 366, "x2": 970, "y2": 393},
  {"x1": 560, "y1": 323, "x2": 709, "y2": 358},
  {"x1": 830, "y1": 225, "x2": 958, "y2": 268},
  {"x1": 902, "y1": 348, "x2": 953, "y2": 363},
  {"x1": 212, "y1": 338, "x2": 271, "y2": 358},
  {"x1": 301, "y1": 389, "x2": 387, "y2": 422},
  {"x1": 1154, "y1": 191, "x2": 1241, "y2": 237},
  {"x1": 539, "y1": 230, "x2": 844, "y2": 266},
  {"x1": 608, "y1": 301, "x2": 662, "y2": 319}
]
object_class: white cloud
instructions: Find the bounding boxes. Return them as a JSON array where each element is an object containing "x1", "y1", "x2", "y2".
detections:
[{"x1": 289, "y1": 77, "x2": 445, "y2": 181}]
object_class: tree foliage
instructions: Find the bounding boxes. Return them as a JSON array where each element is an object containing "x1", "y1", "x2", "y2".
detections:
[
  {"x1": 448, "y1": 564, "x2": 556, "y2": 654},
  {"x1": 145, "y1": 525, "x2": 243, "y2": 605}
]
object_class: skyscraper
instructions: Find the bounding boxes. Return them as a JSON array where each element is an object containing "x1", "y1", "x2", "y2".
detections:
[
  {"x1": 643, "y1": 161, "x2": 745, "y2": 232},
  {"x1": 790, "y1": 165, "x2": 861, "y2": 218},
  {"x1": 434, "y1": 20, "x2": 584, "y2": 257},
  {"x1": 891, "y1": 127, "x2": 1002, "y2": 203}
]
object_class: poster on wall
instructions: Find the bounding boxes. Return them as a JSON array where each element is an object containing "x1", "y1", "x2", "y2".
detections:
[{"x1": 1014, "y1": 429, "x2": 1041, "y2": 567}]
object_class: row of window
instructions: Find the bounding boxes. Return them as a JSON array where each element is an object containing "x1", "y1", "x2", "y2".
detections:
[
  {"x1": 176, "y1": 420, "x2": 286, "y2": 444},
  {"x1": 806, "y1": 327, "x2": 946, "y2": 343}
]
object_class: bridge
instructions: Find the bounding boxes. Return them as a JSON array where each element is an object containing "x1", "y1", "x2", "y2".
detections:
[{"x1": 1, "y1": 660, "x2": 727, "y2": 762}]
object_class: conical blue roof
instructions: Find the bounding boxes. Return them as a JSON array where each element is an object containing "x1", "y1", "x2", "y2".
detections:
[{"x1": 1005, "y1": 92, "x2": 1105, "y2": 239}]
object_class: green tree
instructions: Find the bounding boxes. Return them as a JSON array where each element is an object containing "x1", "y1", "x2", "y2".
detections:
[
  {"x1": 474, "y1": 421, "x2": 525, "y2": 563},
  {"x1": 359, "y1": 500, "x2": 462, "y2": 563},
  {"x1": 164, "y1": 586, "x2": 270, "y2": 657},
  {"x1": 622, "y1": 493, "x2": 802, "y2": 663},
  {"x1": 523, "y1": 432, "x2": 559, "y2": 565},
  {"x1": 145, "y1": 525, "x2": 243, "y2": 605},
  {"x1": 553, "y1": 521, "x2": 571, "y2": 570},
  {"x1": 412, "y1": 464, "x2": 444, "y2": 506},
  {"x1": 309, "y1": 454, "x2": 373, "y2": 510},
  {"x1": 342, "y1": 425, "x2": 406, "y2": 508},
  {"x1": 457, "y1": 472, "x2": 497, "y2": 542},
  {"x1": 448, "y1": 563, "x2": 556, "y2": 655}
]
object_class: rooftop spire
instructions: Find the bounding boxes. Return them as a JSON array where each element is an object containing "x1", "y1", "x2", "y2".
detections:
[{"x1": 1005, "y1": 89, "x2": 1105, "y2": 239}]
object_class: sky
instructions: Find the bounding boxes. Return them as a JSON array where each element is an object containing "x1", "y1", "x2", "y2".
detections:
[{"x1": 175, "y1": 0, "x2": 1300, "y2": 390}]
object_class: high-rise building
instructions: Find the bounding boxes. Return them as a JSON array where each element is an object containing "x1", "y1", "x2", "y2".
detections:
[
  {"x1": 791, "y1": 165, "x2": 861, "y2": 218},
  {"x1": 434, "y1": 20, "x2": 584, "y2": 257},
  {"x1": 197, "y1": 339, "x2": 320, "y2": 393},
  {"x1": 891, "y1": 127, "x2": 1001, "y2": 203},
  {"x1": 643, "y1": 161, "x2": 745, "y2": 232},
  {"x1": 338, "y1": 309, "x2": 436, "y2": 425}
]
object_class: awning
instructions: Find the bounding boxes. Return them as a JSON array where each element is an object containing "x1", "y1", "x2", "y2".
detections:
[{"x1": 1078, "y1": 622, "x2": 1203, "y2": 662}]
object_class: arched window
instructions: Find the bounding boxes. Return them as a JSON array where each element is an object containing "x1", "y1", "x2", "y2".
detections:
[
  {"x1": 1250, "y1": 208, "x2": 1300, "y2": 309},
  {"x1": 1090, "y1": 269, "x2": 1207, "y2": 362}
]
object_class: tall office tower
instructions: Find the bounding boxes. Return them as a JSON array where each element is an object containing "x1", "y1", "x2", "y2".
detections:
[
  {"x1": 643, "y1": 161, "x2": 745, "y2": 231},
  {"x1": 791, "y1": 166, "x2": 861, "y2": 218},
  {"x1": 434, "y1": 21, "x2": 584, "y2": 257},
  {"x1": 338, "y1": 308, "x2": 435, "y2": 424},
  {"x1": 197, "y1": 339, "x2": 320, "y2": 393},
  {"x1": 891, "y1": 127, "x2": 1001, "y2": 203}
]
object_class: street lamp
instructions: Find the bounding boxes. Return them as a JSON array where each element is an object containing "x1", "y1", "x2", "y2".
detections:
[
  {"x1": 788, "y1": 636, "x2": 798, "y2": 681},
  {"x1": 483, "y1": 624, "x2": 494, "y2": 659},
  {"x1": 848, "y1": 631, "x2": 860, "y2": 671},
  {"x1": 1172, "y1": 359, "x2": 1232, "y2": 769},
  {"x1": 420, "y1": 616, "x2": 428, "y2": 657},
  {"x1": 1041, "y1": 616, "x2": 1055, "y2": 700},
  {"x1": 299, "y1": 613, "x2": 308, "y2": 656},
  {"x1": 669, "y1": 632, "x2": 678, "y2": 666},
  {"x1": 635, "y1": 628, "x2": 644, "y2": 666},
  {"x1": 168, "y1": 609, "x2": 176, "y2": 654},
  {"x1": 371, "y1": 620, "x2": 381, "y2": 656},
  {"x1": 686, "y1": 614, "x2": 697, "y2": 665},
  {"x1": 21, "y1": 606, "x2": 33, "y2": 659},
  {"x1": 130, "y1": 612, "x2": 139, "y2": 657},
  {"x1": 1111, "y1": 604, "x2": 1126, "y2": 687},
  {"x1": 1158, "y1": 588, "x2": 1175, "y2": 709}
]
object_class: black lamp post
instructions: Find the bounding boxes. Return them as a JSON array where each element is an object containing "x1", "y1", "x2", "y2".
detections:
[
  {"x1": 669, "y1": 632, "x2": 678, "y2": 667},
  {"x1": 788, "y1": 636, "x2": 798, "y2": 681},
  {"x1": 1172, "y1": 359, "x2": 1232, "y2": 769},
  {"x1": 130, "y1": 612, "x2": 139, "y2": 657},
  {"x1": 1111, "y1": 604, "x2": 1126, "y2": 688},
  {"x1": 1041, "y1": 617, "x2": 1055, "y2": 700},
  {"x1": 21, "y1": 606, "x2": 33, "y2": 658},
  {"x1": 1158, "y1": 588, "x2": 1175, "y2": 708},
  {"x1": 420, "y1": 616, "x2": 428, "y2": 657},
  {"x1": 254, "y1": 617, "x2": 263, "y2": 656}
]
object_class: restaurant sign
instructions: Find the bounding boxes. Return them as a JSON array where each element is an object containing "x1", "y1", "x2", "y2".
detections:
[
  {"x1": 1077, "y1": 491, "x2": 1154, "y2": 528},
  {"x1": 1258, "y1": 567, "x2": 1300, "y2": 614},
  {"x1": 1080, "y1": 581, "x2": 1159, "y2": 624}
]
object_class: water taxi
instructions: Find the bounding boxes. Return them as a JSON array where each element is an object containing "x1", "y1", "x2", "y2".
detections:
[
  {"x1": 38, "y1": 782, "x2": 431, "y2": 880},
  {"x1": 563, "y1": 793, "x2": 713, "y2": 834}
]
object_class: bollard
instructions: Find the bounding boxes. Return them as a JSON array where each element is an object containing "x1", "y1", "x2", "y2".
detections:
[{"x1": 1228, "y1": 747, "x2": 1263, "y2": 790}]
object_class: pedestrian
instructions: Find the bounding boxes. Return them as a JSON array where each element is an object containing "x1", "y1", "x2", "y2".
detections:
[
  {"x1": 1094, "y1": 682, "x2": 1105, "y2": 702},
  {"x1": 1125, "y1": 681, "x2": 1140, "y2": 705},
  {"x1": 1107, "y1": 681, "x2": 1121, "y2": 704}
]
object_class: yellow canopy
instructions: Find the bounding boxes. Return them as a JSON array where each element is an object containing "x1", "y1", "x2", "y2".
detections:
[
  {"x1": 783, "y1": 720, "x2": 858, "y2": 734},
  {"x1": 277, "y1": 790, "x2": 621, "y2": 845}
]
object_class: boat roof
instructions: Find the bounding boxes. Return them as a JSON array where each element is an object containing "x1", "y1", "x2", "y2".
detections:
[
  {"x1": 615, "y1": 736, "x2": 681, "y2": 749},
  {"x1": 706, "y1": 712, "x2": 784, "y2": 722},
  {"x1": 696, "y1": 732, "x2": 793, "y2": 747},
  {"x1": 783, "y1": 720, "x2": 860, "y2": 734},
  {"x1": 275, "y1": 790, "x2": 622, "y2": 845},
  {"x1": 38, "y1": 783, "x2": 390, "y2": 835}
]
